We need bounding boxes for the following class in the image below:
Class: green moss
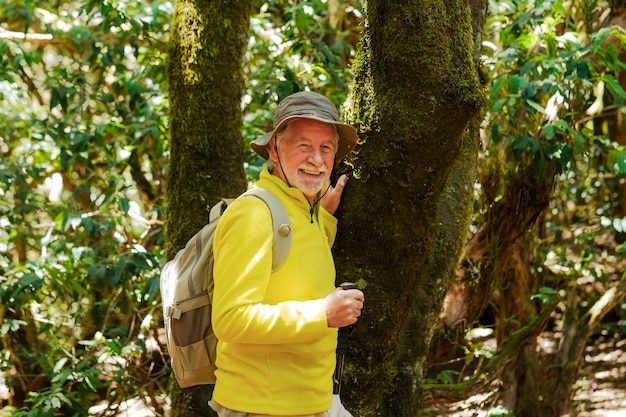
[165,4,254,414]
[337,1,485,415]
[166,0,253,256]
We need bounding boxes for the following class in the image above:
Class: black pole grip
[340,282,357,291]
[336,282,357,355]
[333,282,358,395]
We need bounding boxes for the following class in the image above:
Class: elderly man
[209,91,365,417]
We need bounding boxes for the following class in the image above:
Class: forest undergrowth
[434,331,626,417]
[1,329,624,416]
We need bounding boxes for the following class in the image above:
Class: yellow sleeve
[319,207,338,247]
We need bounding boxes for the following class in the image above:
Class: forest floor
[427,332,626,417]
[82,330,626,417]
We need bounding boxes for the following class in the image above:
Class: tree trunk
[165,1,253,416]
[387,1,488,414]
[437,149,559,413]
[496,237,536,412]
[335,1,484,415]
[386,116,482,417]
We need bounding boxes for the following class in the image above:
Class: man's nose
[308,149,324,165]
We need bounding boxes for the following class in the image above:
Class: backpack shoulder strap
[209,198,236,223]
[243,187,292,271]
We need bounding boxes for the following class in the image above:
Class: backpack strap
[209,198,235,223]
[243,187,292,271]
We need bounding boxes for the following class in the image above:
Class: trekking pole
[333,282,357,396]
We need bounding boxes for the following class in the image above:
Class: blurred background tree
[430,1,626,416]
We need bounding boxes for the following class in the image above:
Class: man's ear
[268,137,278,161]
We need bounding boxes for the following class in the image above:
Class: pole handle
[340,282,357,291]
[336,282,357,355]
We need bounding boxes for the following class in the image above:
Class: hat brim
[250,115,357,161]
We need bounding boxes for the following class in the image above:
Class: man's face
[269,118,338,202]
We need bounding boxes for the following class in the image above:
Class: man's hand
[325,285,365,328]
[321,174,348,215]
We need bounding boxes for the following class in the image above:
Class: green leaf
[526,99,546,114]
[118,197,130,214]
[560,143,573,168]
[509,75,527,93]
[56,392,72,406]
[0,319,28,335]
[53,357,68,374]
[593,27,612,53]
[577,61,589,78]
[490,76,507,97]
[516,32,539,50]
[491,122,500,144]
[143,276,160,301]
[51,369,72,384]
[54,211,70,233]
[492,98,507,113]
[604,74,626,99]
[554,119,569,132]
[617,154,626,174]
[520,60,535,75]
[85,371,102,391]
[513,12,532,30]
[105,339,123,355]
[608,150,626,173]
[530,287,559,304]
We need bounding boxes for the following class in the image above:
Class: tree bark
[335,0,484,415]
[496,237,536,412]
[386,116,481,417]
[386,1,488,414]
[165,1,253,416]
[166,0,252,255]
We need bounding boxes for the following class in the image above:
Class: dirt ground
[569,335,626,417]
[430,333,626,417]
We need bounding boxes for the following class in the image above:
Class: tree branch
[0,29,53,41]
[585,272,626,330]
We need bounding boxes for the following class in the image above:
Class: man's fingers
[321,175,348,215]
[334,174,348,193]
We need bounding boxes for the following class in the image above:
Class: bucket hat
[250,91,357,161]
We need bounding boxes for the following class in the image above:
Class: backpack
[160,187,292,388]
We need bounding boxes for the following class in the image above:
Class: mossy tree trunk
[439,143,559,415]
[335,1,484,415]
[385,0,489,415]
[165,1,253,416]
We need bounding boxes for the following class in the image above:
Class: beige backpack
[160,187,292,387]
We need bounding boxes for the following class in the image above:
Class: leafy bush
[1,0,359,414]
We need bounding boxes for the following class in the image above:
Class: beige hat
[250,91,357,160]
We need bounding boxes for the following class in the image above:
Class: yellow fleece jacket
[211,167,339,415]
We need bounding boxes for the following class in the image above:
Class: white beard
[294,176,325,199]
